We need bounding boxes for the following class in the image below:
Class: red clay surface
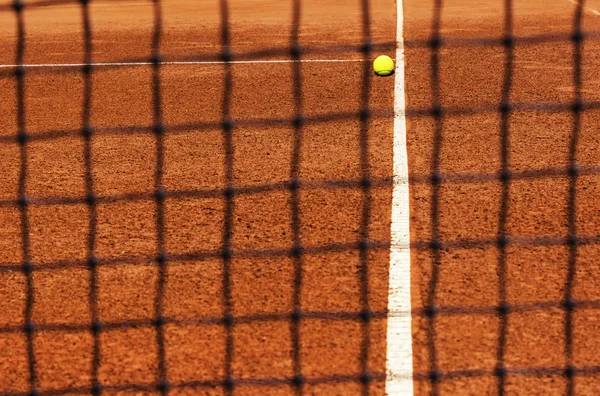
[404,0,600,395]
[0,0,396,395]
[1,0,600,395]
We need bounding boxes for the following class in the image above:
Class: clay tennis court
[0,0,599,395]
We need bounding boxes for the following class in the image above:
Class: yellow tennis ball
[373,55,394,76]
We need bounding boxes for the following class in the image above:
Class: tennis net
[1,0,600,395]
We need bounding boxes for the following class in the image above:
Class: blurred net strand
[149,0,169,393]
[7,363,600,396]
[79,0,102,394]
[4,160,600,211]
[218,0,236,393]
[12,0,38,392]
[424,0,443,392]
[3,97,600,146]
[5,221,600,263]
[1,374,392,396]
[563,0,586,391]
[358,0,375,392]
[6,364,600,396]
[289,0,304,390]
[494,0,514,389]
[5,230,600,274]
[5,297,600,336]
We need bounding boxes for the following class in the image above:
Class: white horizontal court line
[52,2,154,7]
[0,59,368,68]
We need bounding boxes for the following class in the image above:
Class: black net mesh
[1,0,600,395]
[419,1,598,394]
[2,0,385,394]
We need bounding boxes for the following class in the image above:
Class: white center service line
[385,0,413,394]
[0,59,367,68]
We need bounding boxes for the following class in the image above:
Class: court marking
[568,0,600,15]
[0,59,367,68]
[385,0,414,394]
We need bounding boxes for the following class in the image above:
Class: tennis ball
[373,55,394,76]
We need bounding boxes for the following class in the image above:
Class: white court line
[568,0,600,15]
[0,59,367,68]
[385,0,414,394]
